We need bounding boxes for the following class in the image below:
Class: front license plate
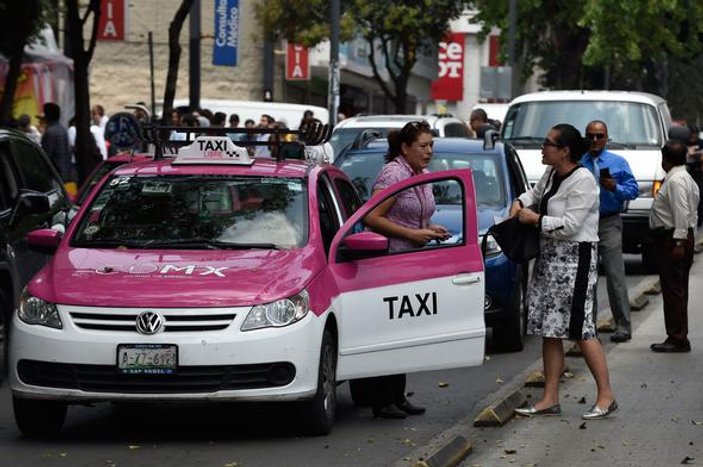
[117,344,177,374]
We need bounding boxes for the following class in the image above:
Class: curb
[393,274,661,467]
[473,389,525,427]
[412,436,472,467]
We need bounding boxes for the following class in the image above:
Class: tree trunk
[0,41,25,126]
[162,0,195,124]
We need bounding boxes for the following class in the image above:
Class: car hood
[28,247,320,307]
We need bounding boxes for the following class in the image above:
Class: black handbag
[483,215,540,263]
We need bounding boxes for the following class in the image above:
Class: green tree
[255,0,469,113]
[468,0,703,100]
[0,0,53,125]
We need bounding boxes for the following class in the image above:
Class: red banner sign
[98,0,126,41]
[286,43,310,81]
[431,32,464,101]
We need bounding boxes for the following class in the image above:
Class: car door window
[443,122,470,137]
[317,174,342,254]
[333,178,362,220]
[10,141,63,194]
[0,144,18,211]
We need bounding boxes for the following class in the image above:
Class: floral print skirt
[525,237,598,340]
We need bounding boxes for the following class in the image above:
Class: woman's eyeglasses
[542,138,562,148]
[585,132,606,140]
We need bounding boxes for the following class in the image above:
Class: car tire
[492,267,527,352]
[13,396,67,438]
[300,329,337,436]
[0,289,8,383]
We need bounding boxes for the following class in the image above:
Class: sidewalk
[461,259,703,467]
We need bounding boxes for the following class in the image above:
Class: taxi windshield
[72,175,308,249]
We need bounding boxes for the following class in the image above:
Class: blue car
[334,135,531,351]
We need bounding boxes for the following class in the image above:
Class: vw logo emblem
[136,311,164,335]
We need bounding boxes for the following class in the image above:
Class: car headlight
[241,290,309,331]
[17,289,63,329]
[480,234,502,257]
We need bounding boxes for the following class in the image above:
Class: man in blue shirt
[581,120,639,343]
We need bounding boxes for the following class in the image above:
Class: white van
[166,99,329,129]
[501,90,674,268]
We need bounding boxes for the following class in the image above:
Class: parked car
[10,132,486,437]
[0,128,71,380]
[330,114,470,158]
[334,135,531,351]
[501,90,674,268]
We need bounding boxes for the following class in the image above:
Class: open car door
[330,169,485,380]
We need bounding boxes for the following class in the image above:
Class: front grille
[18,360,296,393]
[69,311,236,333]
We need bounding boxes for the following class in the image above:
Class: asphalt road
[0,256,652,467]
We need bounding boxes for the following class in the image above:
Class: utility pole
[189,0,201,110]
[328,0,340,127]
[507,0,517,98]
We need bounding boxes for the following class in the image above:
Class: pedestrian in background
[512,124,617,420]
[580,120,639,343]
[468,108,498,138]
[39,102,73,182]
[360,120,450,419]
[17,114,41,144]
[686,125,703,226]
[649,139,699,353]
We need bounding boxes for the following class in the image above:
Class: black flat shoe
[372,404,407,419]
[610,331,631,343]
[396,400,426,415]
[651,341,690,353]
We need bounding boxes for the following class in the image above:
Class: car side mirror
[27,228,63,254]
[9,191,51,227]
[338,231,389,261]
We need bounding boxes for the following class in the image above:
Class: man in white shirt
[649,139,699,353]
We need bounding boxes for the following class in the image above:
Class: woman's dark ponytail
[386,130,402,163]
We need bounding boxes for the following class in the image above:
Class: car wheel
[0,289,9,383]
[300,329,337,435]
[13,396,67,438]
[492,268,527,352]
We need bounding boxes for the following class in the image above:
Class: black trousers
[652,228,694,346]
[355,374,406,408]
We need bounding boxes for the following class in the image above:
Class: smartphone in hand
[599,167,612,179]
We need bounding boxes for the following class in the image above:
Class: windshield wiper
[72,239,146,249]
[606,141,636,149]
[142,239,280,250]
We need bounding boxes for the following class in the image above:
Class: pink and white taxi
[10,135,485,436]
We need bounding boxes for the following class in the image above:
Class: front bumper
[10,304,325,402]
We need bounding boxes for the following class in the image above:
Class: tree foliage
[255,0,469,113]
[467,0,703,117]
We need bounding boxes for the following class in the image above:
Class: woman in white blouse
[510,124,618,420]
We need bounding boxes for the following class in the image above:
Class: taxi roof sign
[172,136,253,165]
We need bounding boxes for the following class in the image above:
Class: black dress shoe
[610,331,631,343]
[396,400,426,415]
[651,341,691,353]
[372,404,407,419]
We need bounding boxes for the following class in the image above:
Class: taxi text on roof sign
[173,136,253,165]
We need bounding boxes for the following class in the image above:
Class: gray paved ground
[461,258,703,467]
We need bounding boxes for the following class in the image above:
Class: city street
[0,259,650,467]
